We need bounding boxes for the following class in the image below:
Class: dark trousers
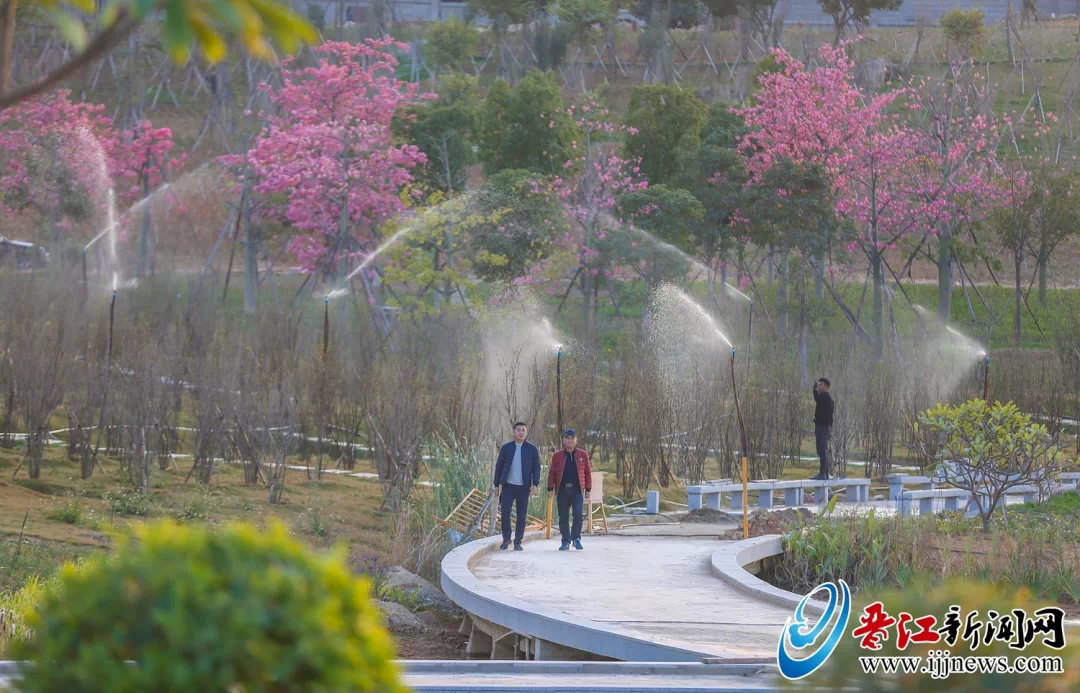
[557,485,584,543]
[500,483,530,545]
[815,424,831,477]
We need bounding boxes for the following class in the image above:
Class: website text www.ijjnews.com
[858,652,1065,679]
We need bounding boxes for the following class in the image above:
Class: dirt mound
[683,507,736,524]
[719,507,814,539]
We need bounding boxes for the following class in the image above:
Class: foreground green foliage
[15,520,402,693]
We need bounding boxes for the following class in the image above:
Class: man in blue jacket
[493,421,541,551]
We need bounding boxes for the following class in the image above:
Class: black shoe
[513,544,524,551]
[809,473,826,481]
[500,541,510,550]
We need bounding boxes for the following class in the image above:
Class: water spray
[730,347,749,539]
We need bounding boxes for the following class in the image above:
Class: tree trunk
[28,429,43,479]
[937,229,952,323]
[581,269,595,344]
[1014,254,1023,347]
[777,251,789,335]
[242,207,257,315]
[1038,252,1048,305]
[138,176,151,279]
[871,249,884,362]
[798,294,808,386]
[0,0,16,94]
[814,242,825,300]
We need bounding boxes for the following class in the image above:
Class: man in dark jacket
[547,429,592,551]
[493,422,541,551]
[812,378,834,480]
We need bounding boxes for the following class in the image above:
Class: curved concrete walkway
[445,532,795,662]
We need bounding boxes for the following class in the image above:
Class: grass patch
[44,501,82,525]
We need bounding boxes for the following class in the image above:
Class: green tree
[0,0,316,108]
[816,0,902,44]
[424,17,480,73]
[1032,167,1080,305]
[478,72,576,176]
[625,84,707,186]
[670,101,746,305]
[615,184,705,292]
[911,400,1064,532]
[393,74,481,194]
[468,169,564,282]
[15,520,402,692]
[940,7,984,59]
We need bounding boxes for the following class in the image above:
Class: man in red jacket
[547,429,592,551]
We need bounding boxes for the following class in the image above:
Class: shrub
[106,491,151,517]
[14,520,403,693]
[175,498,209,522]
[45,500,82,525]
[940,8,985,58]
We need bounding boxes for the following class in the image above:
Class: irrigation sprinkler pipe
[550,346,563,540]
[322,297,330,357]
[983,355,990,402]
[556,348,563,439]
[91,291,118,466]
[730,348,749,540]
[746,300,754,383]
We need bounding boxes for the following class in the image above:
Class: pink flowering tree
[109,121,186,277]
[908,69,1008,322]
[242,38,429,322]
[0,90,117,244]
[736,43,1004,359]
[548,96,649,342]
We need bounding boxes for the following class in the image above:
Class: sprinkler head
[325,297,329,305]
[731,347,737,357]
[111,290,117,300]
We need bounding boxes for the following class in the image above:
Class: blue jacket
[493,440,542,487]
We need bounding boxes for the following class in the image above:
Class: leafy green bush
[811,579,1080,691]
[174,497,209,522]
[940,7,985,57]
[14,520,403,693]
[45,500,83,525]
[106,491,151,516]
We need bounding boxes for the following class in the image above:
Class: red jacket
[548,448,592,493]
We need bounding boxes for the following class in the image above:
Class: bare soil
[391,609,469,660]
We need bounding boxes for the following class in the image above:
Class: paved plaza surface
[470,535,794,660]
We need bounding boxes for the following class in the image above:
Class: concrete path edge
[440,531,756,662]
[709,535,825,615]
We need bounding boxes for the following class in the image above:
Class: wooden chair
[587,472,609,535]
